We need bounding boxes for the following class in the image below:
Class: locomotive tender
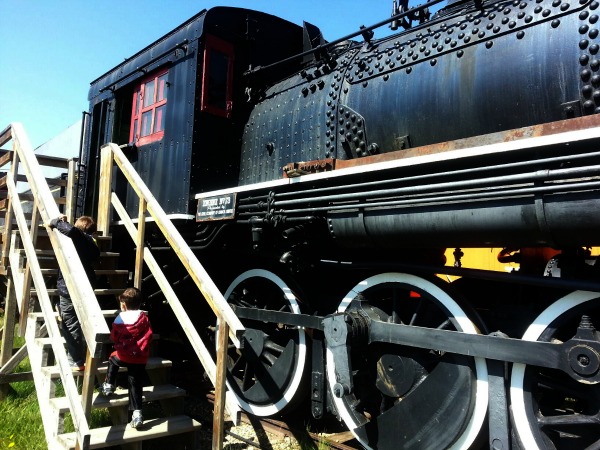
[83,1,600,449]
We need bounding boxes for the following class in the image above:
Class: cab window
[201,35,234,118]
[130,69,168,145]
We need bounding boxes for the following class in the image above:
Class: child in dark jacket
[47,215,100,370]
[101,287,153,429]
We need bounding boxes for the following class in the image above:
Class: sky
[0,1,417,149]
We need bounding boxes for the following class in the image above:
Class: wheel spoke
[242,363,254,391]
[264,339,285,354]
[538,413,600,427]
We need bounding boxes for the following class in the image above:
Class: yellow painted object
[444,247,599,281]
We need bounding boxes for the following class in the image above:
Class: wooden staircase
[23,232,201,449]
[0,124,242,449]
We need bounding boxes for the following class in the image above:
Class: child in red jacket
[101,287,152,429]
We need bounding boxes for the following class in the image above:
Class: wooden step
[30,288,125,298]
[30,309,119,322]
[18,249,120,269]
[39,268,129,286]
[40,268,128,277]
[42,357,172,378]
[49,384,187,414]
[29,232,112,252]
[54,415,201,449]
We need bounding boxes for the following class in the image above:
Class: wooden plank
[44,356,173,378]
[0,277,17,399]
[0,150,13,168]
[0,371,33,383]
[65,159,77,222]
[11,123,110,352]
[34,153,72,169]
[0,344,27,375]
[56,415,202,449]
[212,321,229,450]
[0,151,18,269]
[50,384,187,413]
[19,201,40,335]
[0,174,67,189]
[0,125,12,148]
[133,198,146,289]
[81,352,99,420]
[96,145,113,236]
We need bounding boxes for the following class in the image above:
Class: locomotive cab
[82,7,306,220]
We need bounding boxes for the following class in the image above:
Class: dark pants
[105,355,146,412]
[59,295,85,366]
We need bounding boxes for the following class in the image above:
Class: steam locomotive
[82,0,600,448]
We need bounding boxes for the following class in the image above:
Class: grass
[0,313,46,449]
[0,313,112,449]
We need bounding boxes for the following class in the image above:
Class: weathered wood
[213,321,229,450]
[0,371,33,383]
[55,415,201,449]
[50,384,187,413]
[65,158,77,222]
[0,150,18,269]
[0,343,27,375]
[133,198,146,289]
[0,125,12,148]
[81,351,99,420]
[96,145,113,236]
[11,123,110,353]
[0,173,68,188]
[0,149,13,168]
[33,153,72,169]
[0,277,17,399]
[18,201,40,335]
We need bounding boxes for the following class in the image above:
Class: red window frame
[201,35,234,118]
[130,69,168,146]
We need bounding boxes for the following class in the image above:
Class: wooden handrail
[10,123,110,351]
[1,122,105,449]
[98,143,244,339]
[97,142,244,434]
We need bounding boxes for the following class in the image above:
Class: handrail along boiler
[82,1,600,449]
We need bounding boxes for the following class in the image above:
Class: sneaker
[100,382,115,396]
[130,410,143,429]
[70,361,85,372]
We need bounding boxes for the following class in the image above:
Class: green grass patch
[0,313,45,449]
[0,313,113,448]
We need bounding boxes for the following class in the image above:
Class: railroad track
[206,393,359,450]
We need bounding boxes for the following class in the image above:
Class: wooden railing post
[134,198,146,289]
[1,151,19,269]
[212,320,229,450]
[65,158,78,222]
[97,145,113,236]
[0,278,17,400]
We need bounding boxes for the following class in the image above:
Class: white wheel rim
[221,269,307,416]
[327,272,488,450]
[510,290,600,450]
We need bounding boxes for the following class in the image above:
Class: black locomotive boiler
[82,1,600,449]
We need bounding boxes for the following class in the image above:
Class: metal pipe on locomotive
[82,0,600,448]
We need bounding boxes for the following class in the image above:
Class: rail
[96,143,244,443]
[0,123,111,449]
